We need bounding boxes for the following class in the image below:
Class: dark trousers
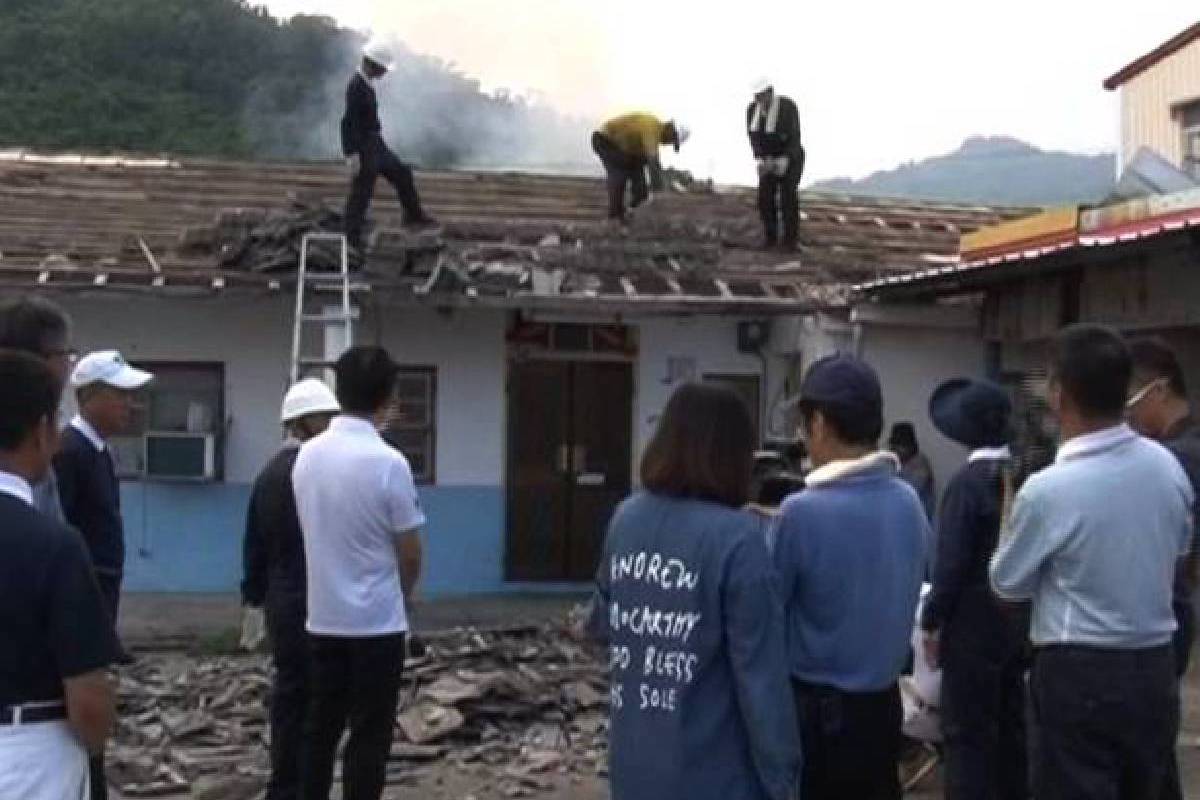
[267,600,309,800]
[592,132,648,220]
[1031,645,1178,800]
[793,680,901,800]
[344,136,427,246]
[89,571,122,800]
[757,147,805,246]
[301,633,406,800]
[1162,601,1194,800]
[941,635,1028,799]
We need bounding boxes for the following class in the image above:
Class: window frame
[107,361,226,482]
[1180,100,1200,178]
[384,365,438,485]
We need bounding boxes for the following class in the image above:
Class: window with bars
[381,367,437,484]
[1182,101,1200,179]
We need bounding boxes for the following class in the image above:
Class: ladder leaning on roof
[289,232,357,386]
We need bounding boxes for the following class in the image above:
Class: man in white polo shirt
[292,346,425,800]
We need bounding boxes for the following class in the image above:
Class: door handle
[577,473,606,487]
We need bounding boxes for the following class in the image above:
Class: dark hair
[1129,337,1187,398]
[334,346,399,415]
[799,399,882,447]
[1050,324,1132,419]
[640,383,754,508]
[0,296,70,356]
[0,349,62,450]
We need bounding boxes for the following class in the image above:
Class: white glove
[756,158,771,177]
[346,153,362,176]
[773,156,791,176]
[240,606,267,651]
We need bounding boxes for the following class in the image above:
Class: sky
[261,0,1195,184]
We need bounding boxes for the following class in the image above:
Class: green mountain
[0,0,589,169]
[812,136,1115,206]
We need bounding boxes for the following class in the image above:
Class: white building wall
[635,317,797,460]
[374,307,507,487]
[57,292,294,484]
[857,309,987,504]
[1119,37,1200,170]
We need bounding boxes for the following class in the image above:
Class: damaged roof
[0,150,1031,315]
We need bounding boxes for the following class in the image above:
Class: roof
[856,203,1200,299]
[0,150,1026,315]
[1104,21,1200,90]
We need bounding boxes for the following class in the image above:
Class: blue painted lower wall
[119,482,588,596]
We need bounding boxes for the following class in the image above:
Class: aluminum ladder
[289,233,357,385]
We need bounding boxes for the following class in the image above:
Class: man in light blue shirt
[991,324,1192,800]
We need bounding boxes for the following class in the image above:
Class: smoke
[241,21,596,173]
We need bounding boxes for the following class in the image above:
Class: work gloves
[756,157,790,178]
[346,153,362,176]
[240,606,267,651]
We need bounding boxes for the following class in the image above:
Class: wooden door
[506,360,633,581]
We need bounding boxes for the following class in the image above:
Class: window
[1182,101,1200,179]
[381,367,437,484]
[108,363,225,481]
[703,374,762,444]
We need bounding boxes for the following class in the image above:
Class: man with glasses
[1126,338,1200,800]
[0,296,77,522]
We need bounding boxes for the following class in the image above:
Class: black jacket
[340,72,382,157]
[746,95,802,159]
[54,426,124,575]
[242,445,306,609]
[921,457,1025,656]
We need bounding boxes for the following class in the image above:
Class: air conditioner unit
[144,432,217,481]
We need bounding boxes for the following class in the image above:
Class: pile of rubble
[111,623,608,799]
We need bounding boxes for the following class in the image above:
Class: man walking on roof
[341,40,437,251]
[747,78,805,251]
[591,112,689,222]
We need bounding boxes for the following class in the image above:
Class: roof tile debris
[112,622,608,799]
[0,153,1030,312]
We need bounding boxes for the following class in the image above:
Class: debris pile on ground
[111,622,608,799]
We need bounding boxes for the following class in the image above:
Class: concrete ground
[115,594,1200,798]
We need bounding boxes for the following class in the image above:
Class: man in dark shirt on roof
[0,350,120,799]
[1126,337,1200,800]
[241,379,339,800]
[341,40,436,251]
[746,78,805,251]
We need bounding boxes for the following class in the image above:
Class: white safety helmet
[362,39,394,71]
[750,76,774,95]
[672,121,691,148]
[281,378,340,425]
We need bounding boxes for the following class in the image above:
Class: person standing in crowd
[293,347,425,800]
[591,112,689,222]
[889,421,936,521]
[920,378,1027,800]
[774,354,929,800]
[55,350,152,800]
[589,383,799,800]
[0,351,120,799]
[341,40,437,250]
[1125,337,1200,800]
[992,324,1192,800]
[241,379,340,800]
[0,296,76,521]
[746,78,805,251]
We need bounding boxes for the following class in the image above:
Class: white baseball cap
[281,378,340,424]
[70,350,153,390]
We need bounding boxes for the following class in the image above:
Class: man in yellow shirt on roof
[592,113,690,222]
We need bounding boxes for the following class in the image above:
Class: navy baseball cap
[799,354,883,420]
